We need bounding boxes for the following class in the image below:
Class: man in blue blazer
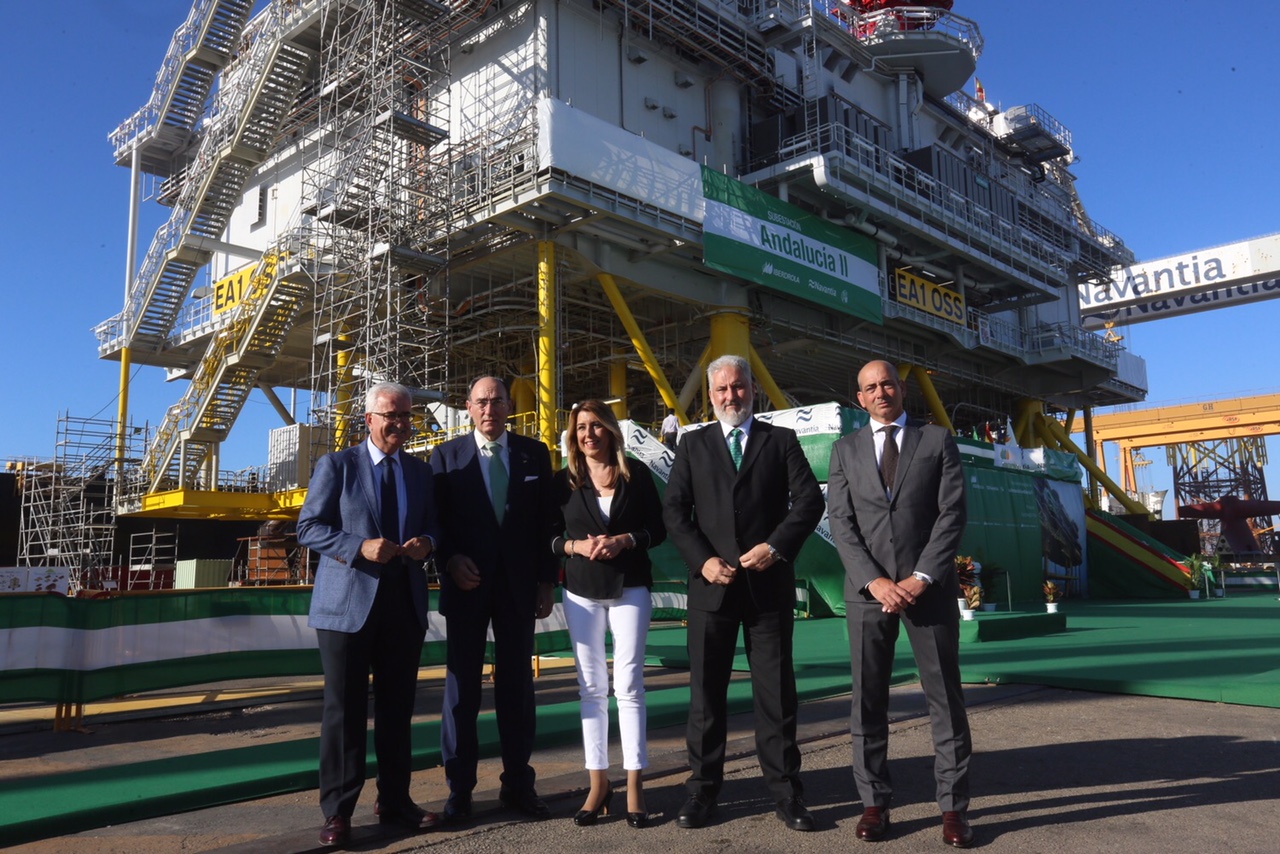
[430,376,558,822]
[826,360,973,848]
[299,382,442,847]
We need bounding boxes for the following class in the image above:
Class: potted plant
[1185,554,1210,599]
[955,555,982,619]
[1043,581,1062,613]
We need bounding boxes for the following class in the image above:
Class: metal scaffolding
[16,415,141,591]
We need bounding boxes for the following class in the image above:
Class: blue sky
[2,1,1277,516]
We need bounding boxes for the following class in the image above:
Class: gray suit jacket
[826,419,967,620]
[299,442,438,633]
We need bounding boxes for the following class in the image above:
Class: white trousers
[563,586,652,771]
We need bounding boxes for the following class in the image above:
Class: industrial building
[16,0,1145,590]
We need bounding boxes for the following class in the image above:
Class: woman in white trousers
[552,400,667,827]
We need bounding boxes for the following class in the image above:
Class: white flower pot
[981,603,997,612]
[960,609,976,621]
[957,598,967,616]
[1045,602,1059,613]
[1188,590,1201,600]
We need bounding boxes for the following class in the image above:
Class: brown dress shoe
[319,815,350,847]
[942,811,974,848]
[855,806,890,841]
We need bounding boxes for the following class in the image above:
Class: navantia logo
[762,262,774,275]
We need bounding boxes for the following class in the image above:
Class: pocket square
[523,475,539,482]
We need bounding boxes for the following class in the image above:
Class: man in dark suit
[298,381,442,847]
[663,354,824,832]
[826,360,974,848]
[430,376,557,822]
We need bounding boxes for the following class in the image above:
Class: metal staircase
[138,247,310,495]
[109,0,255,174]
[97,1,318,361]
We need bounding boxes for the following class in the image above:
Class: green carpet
[3,594,1278,845]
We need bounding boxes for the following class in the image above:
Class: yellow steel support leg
[902,363,955,434]
[511,376,535,421]
[747,346,789,411]
[116,346,131,483]
[334,343,354,453]
[1014,399,1042,448]
[1034,412,1148,515]
[610,356,628,421]
[678,342,712,420]
[708,311,751,362]
[537,242,558,452]
[597,273,689,425]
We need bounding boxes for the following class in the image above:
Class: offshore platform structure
[24,0,1151,584]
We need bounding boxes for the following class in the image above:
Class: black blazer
[552,460,667,600]
[429,431,558,618]
[663,418,824,613]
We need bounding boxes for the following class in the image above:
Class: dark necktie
[380,456,400,544]
[486,442,508,525]
[880,425,899,495]
[729,428,744,470]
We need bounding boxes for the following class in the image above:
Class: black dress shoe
[378,800,442,832]
[572,784,613,826]
[676,792,716,829]
[499,787,551,820]
[856,806,890,841]
[942,811,974,848]
[626,810,650,828]
[319,815,350,847]
[775,795,815,831]
[444,790,473,823]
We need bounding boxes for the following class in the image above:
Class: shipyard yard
[2,0,1280,850]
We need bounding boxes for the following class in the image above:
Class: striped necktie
[729,428,744,470]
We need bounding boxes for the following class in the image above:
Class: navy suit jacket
[429,431,558,618]
[663,418,824,613]
[299,442,439,633]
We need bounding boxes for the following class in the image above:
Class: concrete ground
[4,664,1280,853]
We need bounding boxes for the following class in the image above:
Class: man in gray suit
[299,382,441,847]
[826,360,973,848]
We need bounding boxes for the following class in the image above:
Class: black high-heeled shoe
[572,785,613,826]
[626,809,650,828]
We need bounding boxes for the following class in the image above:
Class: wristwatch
[766,544,783,562]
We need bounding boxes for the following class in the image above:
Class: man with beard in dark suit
[663,354,824,832]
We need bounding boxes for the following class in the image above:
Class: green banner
[701,167,882,322]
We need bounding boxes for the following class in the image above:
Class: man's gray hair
[365,381,412,413]
[706,354,751,384]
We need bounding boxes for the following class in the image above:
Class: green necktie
[729,428,744,470]
[486,442,508,525]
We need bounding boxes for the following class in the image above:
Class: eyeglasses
[469,398,509,409]
[371,410,413,421]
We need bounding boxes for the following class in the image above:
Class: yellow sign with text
[213,265,256,315]
[892,268,966,325]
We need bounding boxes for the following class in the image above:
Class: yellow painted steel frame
[1034,411,1148,515]
[116,346,131,482]
[609,356,628,420]
[596,273,689,425]
[898,363,955,434]
[334,336,356,452]
[747,346,789,412]
[537,242,557,451]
